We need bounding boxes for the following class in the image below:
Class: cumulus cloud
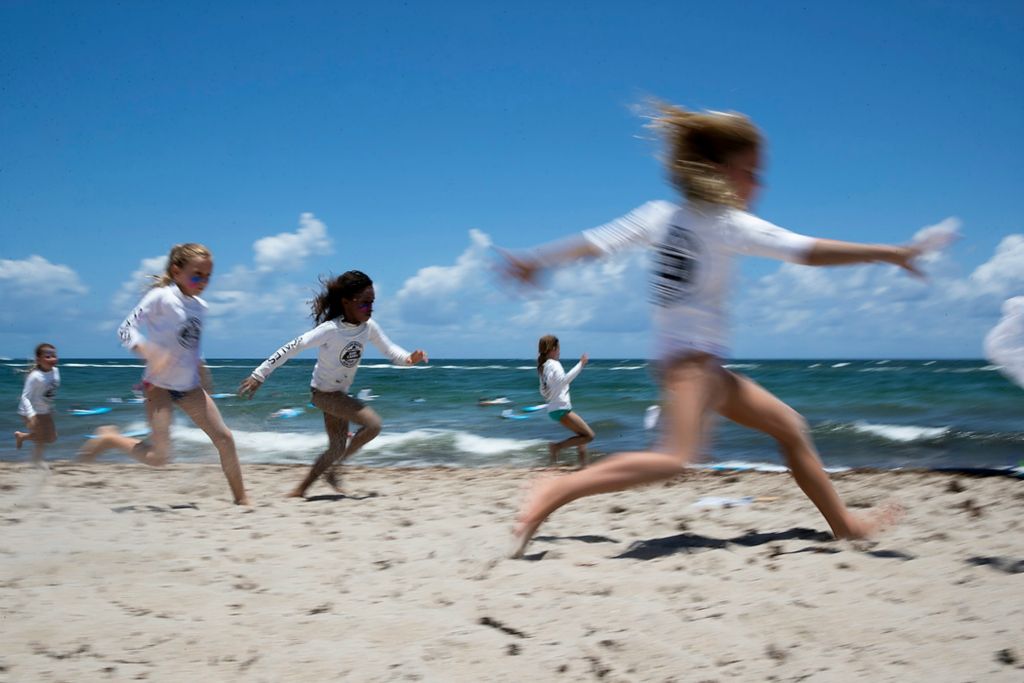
[395,229,498,325]
[252,212,332,272]
[0,255,88,298]
[112,254,167,310]
[969,234,1024,297]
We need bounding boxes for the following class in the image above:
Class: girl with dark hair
[537,335,593,468]
[500,101,948,558]
[239,270,428,497]
[15,343,61,468]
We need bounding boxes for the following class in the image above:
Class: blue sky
[1,1,1021,359]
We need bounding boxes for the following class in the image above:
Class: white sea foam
[610,365,646,371]
[62,363,146,368]
[170,425,544,460]
[859,366,907,372]
[723,363,760,370]
[852,421,949,443]
[453,432,545,455]
[831,362,851,368]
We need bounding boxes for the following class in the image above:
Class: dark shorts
[310,388,367,420]
[548,409,571,422]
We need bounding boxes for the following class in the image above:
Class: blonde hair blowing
[152,243,212,288]
[650,102,762,209]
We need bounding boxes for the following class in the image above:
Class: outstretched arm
[499,237,603,285]
[804,239,922,276]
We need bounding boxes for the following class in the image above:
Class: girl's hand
[580,353,589,366]
[199,365,214,393]
[238,376,263,398]
[136,343,174,376]
[409,350,429,365]
[890,246,925,279]
[498,249,541,285]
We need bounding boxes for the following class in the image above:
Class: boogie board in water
[210,393,235,399]
[70,407,112,416]
[521,404,546,413]
[501,409,530,420]
[86,428,150,439]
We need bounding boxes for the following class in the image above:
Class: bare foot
[836,501,905,540]
[509,474,559,559]
[234,495,252,506]
[15,431,27,450]
[323,466,343,493]
[77,425,121,462]
[286,487,307,499]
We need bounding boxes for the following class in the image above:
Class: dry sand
[1,462,1022,682]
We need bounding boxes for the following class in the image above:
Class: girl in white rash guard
[985,297,1024,388]
[537,335,594,468]
[238,270,428,498]
[78,243,249,506]
[14,343,61,468]
[501,101,934,558]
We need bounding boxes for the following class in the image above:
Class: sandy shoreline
[1,462,1021,681]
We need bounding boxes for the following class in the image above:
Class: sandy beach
[1,462,1021,682]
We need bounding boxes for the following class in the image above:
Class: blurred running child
[14,343,61,469]
[500,101,946,557]
[537,335,594,468]
[238,270,428,497]
[78,243,249,505]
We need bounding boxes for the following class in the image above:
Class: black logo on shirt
[651,224,702,306]
[178,317,202,350]
[340,341,363,368]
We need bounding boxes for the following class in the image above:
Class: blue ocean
[2,358,1021,470]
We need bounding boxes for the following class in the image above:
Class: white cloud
[0,255,88,298]
[968,234,1024,297]
[252,212,332,272]
[395,229,498,325]
[112,254,167,310]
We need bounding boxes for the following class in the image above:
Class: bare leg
[717,371,900,539]
[176,388,249,505]
[293,391,380,498]
[511,355,725,558]
[296,412,348,496]
[15,431,28,449]
[78,386,172,466]
[550,412,593,468]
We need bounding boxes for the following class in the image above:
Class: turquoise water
[2,358,1021,470]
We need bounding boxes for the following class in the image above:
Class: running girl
[238,270,428,497]
[78,243,249,505]
[537,335,594,468]
[502,101,930,558]
[15,343,60,468]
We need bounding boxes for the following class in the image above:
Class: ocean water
[1,358,1020,471]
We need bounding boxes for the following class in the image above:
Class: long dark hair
[537,335,558,373]
[311,270,373,324]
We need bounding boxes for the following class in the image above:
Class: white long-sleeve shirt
[250,318,412,392]
[118,285,206,391]
[539,358,584,412]
[985,296,1024,388]
[583,200,815,360]
[18,367,60,418]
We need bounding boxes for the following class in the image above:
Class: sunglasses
[189,275,211,284]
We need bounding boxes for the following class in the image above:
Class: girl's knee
[773,410,811,448]
[210,430,235,453]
